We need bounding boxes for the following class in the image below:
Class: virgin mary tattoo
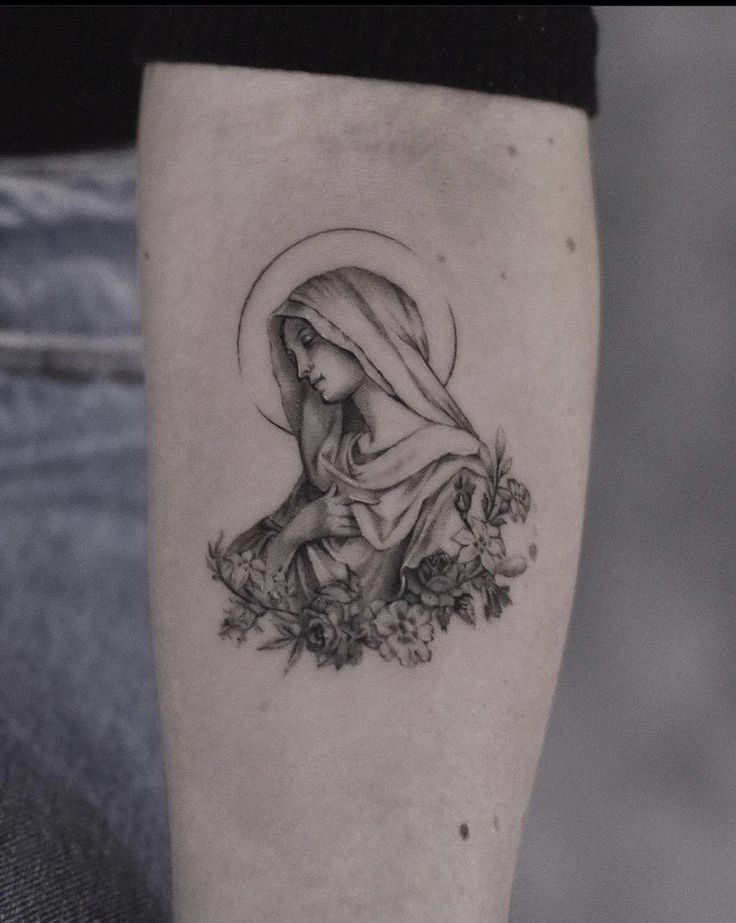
[207,229,532,672]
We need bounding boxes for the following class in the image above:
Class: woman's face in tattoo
[282,317,365,403]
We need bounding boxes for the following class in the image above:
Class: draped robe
[227,267,494,604]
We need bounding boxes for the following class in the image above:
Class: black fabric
[0,8,142,154]
[0,6,597,155]
[140,6,598,112]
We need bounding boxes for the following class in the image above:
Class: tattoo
[207,229,533,673]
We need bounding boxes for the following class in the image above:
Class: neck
[351,379,427,450]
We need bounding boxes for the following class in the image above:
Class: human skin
[281,316,429,454]
[138,63,599,923]
[282,317,364,403]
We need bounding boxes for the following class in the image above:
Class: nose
[296,354,312,382]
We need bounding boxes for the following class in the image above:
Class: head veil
[267,267,491,506]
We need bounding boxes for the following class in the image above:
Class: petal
[372,609,393,629]
[415,642,431,662]
[416,623,434,642]
[457,544,478,565]
[452,528,475,547]
[390,639,413,667]
[469,516,490,539]
[480,551,499,574]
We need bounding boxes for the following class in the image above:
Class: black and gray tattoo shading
[207,231,532,672]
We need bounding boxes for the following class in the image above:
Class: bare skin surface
[138,63,599,923]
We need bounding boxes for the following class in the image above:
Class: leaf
[267,609,301,630]
[436,608,451,632]
[206,532,225,564]
[257,636,295,651]
[283,637,305,674]
[481,492,493,521]
[483,581,513,619]
[495,427,506,462]
[345,567,363,595]
[489,516,507,527]
[496,584,512,608]
[334,636,351,670]
[499,456,512,477]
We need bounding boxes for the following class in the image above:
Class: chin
[316,384,344,403]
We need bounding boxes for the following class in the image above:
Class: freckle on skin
[500,270,507,280]
[492,816,500,832]
[548,137,555,145]
[459,823,470,841]
[143,251,150,260]
[437,254,446,264]
[566,237,576,253]
[506,144,518,157]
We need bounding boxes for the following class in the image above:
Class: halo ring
[237,228,457,433]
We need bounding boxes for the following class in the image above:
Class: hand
[287,483,362,544]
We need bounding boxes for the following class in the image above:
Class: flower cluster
[208,427,532,673]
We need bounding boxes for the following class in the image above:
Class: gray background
[1,7,733,921]
[514,7,736,922]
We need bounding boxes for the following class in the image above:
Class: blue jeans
[0,151,168,921]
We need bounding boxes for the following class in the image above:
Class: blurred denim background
[1,8,733,921]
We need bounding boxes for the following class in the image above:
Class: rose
[303,610,341,655]
[418,550,460,594]
[301,580,366,668]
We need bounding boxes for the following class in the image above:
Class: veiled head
[280,316,366,403]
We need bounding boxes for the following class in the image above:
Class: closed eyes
[284,329,319,364]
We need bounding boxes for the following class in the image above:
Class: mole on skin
[459,822,470,840]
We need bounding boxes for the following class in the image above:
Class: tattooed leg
[139,64,599,923]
